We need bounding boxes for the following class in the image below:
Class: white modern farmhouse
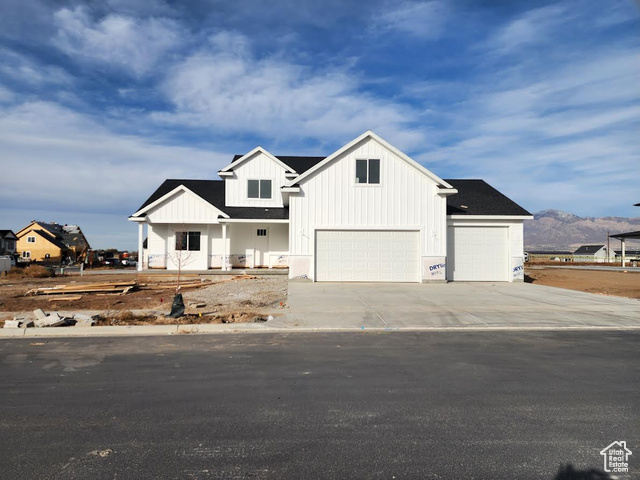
[130,131,532,282]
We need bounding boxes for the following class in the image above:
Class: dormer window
[248,179,272,199]
[356,159,380,184]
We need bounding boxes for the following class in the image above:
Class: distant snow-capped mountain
[524,209,640,251]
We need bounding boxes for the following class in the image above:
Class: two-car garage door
[447,226,509,281]
[316,230,420,282]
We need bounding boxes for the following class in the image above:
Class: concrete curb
[2,323,640,338]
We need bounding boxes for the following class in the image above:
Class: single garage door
[447,226,509,281]
[316,230,420,282]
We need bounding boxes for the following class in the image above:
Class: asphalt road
[1,332,638,480]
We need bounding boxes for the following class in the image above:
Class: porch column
[621,239,626,267]
[222,223,231,271]
[137,222,144,271]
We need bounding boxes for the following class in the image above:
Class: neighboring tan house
[573,244,613,262]
[0,230,17,255]
[130,131,532,282]
[16,221,90,263]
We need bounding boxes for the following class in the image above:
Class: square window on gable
[355,159,380,184]
[248,179,272,199]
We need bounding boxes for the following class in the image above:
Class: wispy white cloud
[0,48,73,86]
[0,100,228,214]
[373,1,450,39]
[484,4,569,53]
[52,6,185,76]
[153,31,426,150]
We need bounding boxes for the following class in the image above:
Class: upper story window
[175,231,201,251]
[27,236,36,243]
[355,159,380,184]
[248,179,272,199]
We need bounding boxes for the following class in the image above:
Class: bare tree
[170,229,197,294]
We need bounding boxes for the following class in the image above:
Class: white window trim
[247,178,274,200]
[354,158,382,186]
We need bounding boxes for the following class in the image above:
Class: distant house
[0,230,17,255]
[527,250,574,262]
[573,245,613,263]
[614,249,640,261]
[15,221,90,263]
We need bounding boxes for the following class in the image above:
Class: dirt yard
[526,266,640,299]
[0,272,288,325]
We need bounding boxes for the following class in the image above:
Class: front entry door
[254,228,269,267]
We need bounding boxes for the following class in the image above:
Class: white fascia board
[218,171,233,177]
[128,216,146,222]
[131,185,230,219]
[219,146,296,174]
[287,130,454,189]
[447,215,534,220]
[218,219,289,224]
[436,188,458,196]
[284,172,298,178]
[281,186,300,193]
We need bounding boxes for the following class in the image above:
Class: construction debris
[3,320,21,328]
[28,281,138,296]
[48,295,83,302]
[34,310,69,327]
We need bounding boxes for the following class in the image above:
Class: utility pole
[607,231,610,263]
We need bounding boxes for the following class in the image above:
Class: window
[257,229,267,237]
[27,236,36,243]
[355,159,380,184]
[248,179,272,199]
[22,251,30,258]
[175,231,201,251]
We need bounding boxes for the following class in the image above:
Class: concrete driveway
[272,282,640,329]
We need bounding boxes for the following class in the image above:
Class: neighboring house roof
[17,221,90,252]
[0,230,17,239]
[614,249,640,255]
[574,245,606,254]
[33,229,68,251]
[134,180,289,220]
[445,180,532,216]
[231,155,326,175]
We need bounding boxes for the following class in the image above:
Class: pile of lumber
[27,281,138,296]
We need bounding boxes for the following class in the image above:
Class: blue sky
[0,0,638,250]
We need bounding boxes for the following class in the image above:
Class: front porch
[135,220,289,271]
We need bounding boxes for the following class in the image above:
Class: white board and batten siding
[225,152,287,208]
[289,136,447,282]
[144,189,224,224]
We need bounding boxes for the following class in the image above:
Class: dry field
[525,266,640,299]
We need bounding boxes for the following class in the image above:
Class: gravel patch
[182,275,288,313]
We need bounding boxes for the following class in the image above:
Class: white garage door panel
[316,230,419,282]
[447,226,509,281]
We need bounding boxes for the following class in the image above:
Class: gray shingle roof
[135,177,530,220]
[444,179,531,216]
[574,245,605,254]
[135,180,289,220]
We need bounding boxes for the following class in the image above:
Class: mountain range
[524,209,640,251]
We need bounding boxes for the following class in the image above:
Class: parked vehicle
[102,258,122,267]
